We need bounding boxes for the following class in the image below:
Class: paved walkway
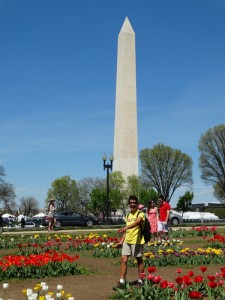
[1,226,194,235]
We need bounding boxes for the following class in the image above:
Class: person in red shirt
[158,195,171,244]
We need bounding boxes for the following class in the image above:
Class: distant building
[192,202,225,212]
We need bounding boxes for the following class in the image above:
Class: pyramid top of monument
[119,17,134,34]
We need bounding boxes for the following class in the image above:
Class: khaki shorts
[122,242,143,257]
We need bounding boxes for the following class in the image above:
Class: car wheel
[86,219,94,227]
[55,220,62,228]
[171,217,179,226]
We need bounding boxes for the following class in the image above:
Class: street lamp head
[109,154,114,162]
[102,153,107,162]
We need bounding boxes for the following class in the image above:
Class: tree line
[1,124,225,218]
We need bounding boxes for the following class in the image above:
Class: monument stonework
[113,17,138,180]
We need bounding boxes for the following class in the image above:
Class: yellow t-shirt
[125,210,145,245]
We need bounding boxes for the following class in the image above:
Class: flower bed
[1,282,75,300]
[170,226,218,238]
[207,233,225,248]
[112,266,225,299]
[133,247,225,267]
[17,233,121,255]
[0,252,83,280]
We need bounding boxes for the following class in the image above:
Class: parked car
[30,216,48,227]
[101,217,125,225]
[45,211,99,228]
[169,210,183,226]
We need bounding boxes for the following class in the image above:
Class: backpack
[126,211,151,243]
[137,211,151,243]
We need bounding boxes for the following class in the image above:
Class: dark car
[48,211,99,228]
[30,216,48,227]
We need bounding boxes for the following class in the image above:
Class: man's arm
[116,231,126,247]
[165,203,171,223]
[165,209,170,223]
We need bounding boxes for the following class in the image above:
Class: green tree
[126,175,158,207]
[175,191,194,215]
[139,188,159,208]
[126,175,141,196]
[47,175,78,211]
[109,171,126,214]
[199,124,225,203]
[109,171,126,191]
[88,188,106,219]
[213,183,225,203]
[140,143,193,202]
[109,189,124,214]
[77,177,105,212]
[87,172,126,219]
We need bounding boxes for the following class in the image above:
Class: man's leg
[165,223,169,242]
[120,255,128,280]
[113,255,128,290]
[165,229,169,242]
[129,245,145,286]
[158,230,163,242]
[129,256,144,286]
[136,256,144,275]
[158,222,163,242]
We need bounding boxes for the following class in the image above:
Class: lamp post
[102,153,114,223]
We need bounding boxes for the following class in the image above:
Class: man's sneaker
[129,280,143,287]
[129,280,139,286]
[113,282,125,290]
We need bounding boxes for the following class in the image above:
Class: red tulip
[189,291,203,299]
[194,276,204,283]
[176,268,182,273]
[200,266,207,273]
[207,275,216,281]
[208,281,217,288]
[188,270,194,277]
[147,266,157,273]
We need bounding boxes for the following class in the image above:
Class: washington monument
[113,17,138,180]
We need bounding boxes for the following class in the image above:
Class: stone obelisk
[113,17,138,180]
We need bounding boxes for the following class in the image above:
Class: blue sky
[0,0,225,209]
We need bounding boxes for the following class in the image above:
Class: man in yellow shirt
[113,195,145,290]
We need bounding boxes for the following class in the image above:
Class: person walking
[21,215,26,228]
[48,199,56,232]
[113,195,145,290]
[158,195,171,244]
[147,200,158,245]
[0,214,3,233]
